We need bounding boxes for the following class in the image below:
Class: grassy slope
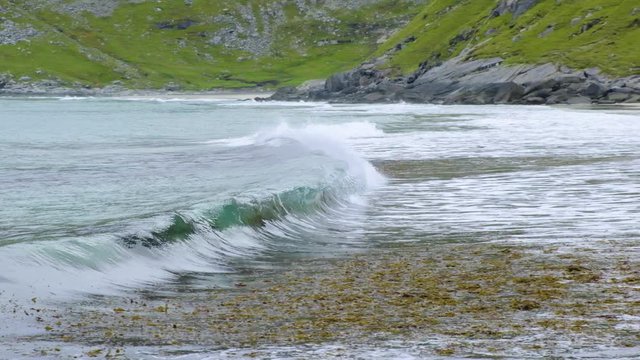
[377,0,640,77]
[0,0,422,89]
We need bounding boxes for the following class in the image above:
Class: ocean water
[1,97,639,357]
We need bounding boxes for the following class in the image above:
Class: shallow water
[0,98,639,357]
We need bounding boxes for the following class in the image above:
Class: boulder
[580,82,607,98]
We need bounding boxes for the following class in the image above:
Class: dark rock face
[269,56,640,105]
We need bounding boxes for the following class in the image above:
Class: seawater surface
[0,97,639,357]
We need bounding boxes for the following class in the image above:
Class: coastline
[14,239,640,358]
[270,57,640,106]
[0,86,273,101]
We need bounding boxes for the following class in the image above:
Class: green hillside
[0,0,638,91]
[377,0,640,77]
[0,0,423,90]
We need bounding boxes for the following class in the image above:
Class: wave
[0,121,385,298]
[120,186,337,248]
[207,122,386,188]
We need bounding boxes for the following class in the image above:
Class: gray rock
[581,82,607,98]
[539,25,554,38]
[605,88,633,102]
[491,0,539,17]
[268,43,635,105]
[363,92,389,102]
[484,82,525,103]
[524,96,546,105]
[625,94,640,103]
[0,73,14,88]
[567,96,592,105]
[0,19,40,45]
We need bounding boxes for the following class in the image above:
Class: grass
[0,0,637,89]
[377,0,640,77]
[0,0,422,89]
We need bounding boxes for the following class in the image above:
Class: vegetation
[0,0,422,89]
[25,241,640,357]
[377,0,640,77]
[0,0,637,90]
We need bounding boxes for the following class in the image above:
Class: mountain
[0,0,638,103]
[272,0,640,104]
[0,0,425,91]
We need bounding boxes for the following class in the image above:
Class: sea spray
[0,117,385,298]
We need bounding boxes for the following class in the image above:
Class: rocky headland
[270,56,640,105]
[270,0,640,105]
[1,0,638,104]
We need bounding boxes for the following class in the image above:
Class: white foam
[210,122,386,189]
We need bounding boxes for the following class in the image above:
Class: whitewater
[1,97,639,358]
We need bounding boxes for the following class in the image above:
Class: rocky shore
[270,56,640,105]
[0,75,272,99]
[12,240,640,358]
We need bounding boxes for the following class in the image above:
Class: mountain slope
[0,0,424,90]
[376,0,639,77]
[270,0,639,104]
[0,0,637,94]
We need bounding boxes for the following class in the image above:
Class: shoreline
[1,90,638,107]
[13,239,640,358]
[0,88,274,101]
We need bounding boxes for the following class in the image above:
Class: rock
[578,18,603,34]
[580,82,607,98]
[539,25,554,38]
[492,0,539,17]
[485,82,525,103]
[625,94,640,103]
[325,72,350,92]
[605,89,632,102]
[0,73,13,89]
[363,92,389,102]
[567,96,592,105]
[269,86,302,101]
[546,93,568,105]
[523,79,559,95]
[0,20,40,45]
[156,20,197,30]
[524,96,546,105]
[297,79,325,92]
[164,82,182,91]
[528,88,552,99]
[267,49,634,105]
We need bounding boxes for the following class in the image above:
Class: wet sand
[16,240,640,358]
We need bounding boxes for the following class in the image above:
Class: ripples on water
[0,98,639,357]
[0,99,639,295]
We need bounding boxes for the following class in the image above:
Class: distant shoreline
[0,88,274,101]
[2,87,639,107]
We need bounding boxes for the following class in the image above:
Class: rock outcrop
[270,56,640,105]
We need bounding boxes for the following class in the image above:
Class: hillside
[377,0,639,77]
[0,0,638,98]
[272,0,640,104]
[0,0,425,91]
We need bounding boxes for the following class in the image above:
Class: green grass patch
[377,0,640,77]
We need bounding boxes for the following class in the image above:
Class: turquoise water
[1,98,640,357]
